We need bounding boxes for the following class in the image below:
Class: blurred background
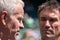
[16,0,60,40]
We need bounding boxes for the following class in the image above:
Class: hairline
[0,0,24,16]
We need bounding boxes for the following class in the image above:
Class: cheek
[8,20,17,30]
[39,21,45,31]
[52,22,60,32]
[40,21,45,28]
[6,17,18,32]
[11,18,19,26]
[9,24,17,32]
[52,23,60,36]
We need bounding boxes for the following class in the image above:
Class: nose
[19,21,24,29]
[45,20,51,29]
[17,22,24,31]
[20,22,24,29]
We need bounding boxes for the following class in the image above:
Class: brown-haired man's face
[39,9,60,40]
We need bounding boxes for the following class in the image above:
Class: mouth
[43,30,55,37]
[46,30,54,34]
[16,32,19,35]
[15,31,20,36]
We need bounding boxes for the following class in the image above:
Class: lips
[16,32,19,35]
[47,30,53,34]
[45,30,54,34]
[15,31,20,36]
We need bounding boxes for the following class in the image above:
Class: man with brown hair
[38,0,60,40]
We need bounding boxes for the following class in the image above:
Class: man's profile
[0,0,24,40]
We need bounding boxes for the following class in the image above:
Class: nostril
[19,23,24,29]
[45,26,50,29]
[19,27,24,29]
[17,30,20,32]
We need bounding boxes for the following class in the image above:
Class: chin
[43,34,55,40]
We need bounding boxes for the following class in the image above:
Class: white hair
[0,0,24,15]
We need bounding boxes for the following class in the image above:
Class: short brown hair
[38,0,60,14]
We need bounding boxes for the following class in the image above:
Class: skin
[39,9,60,40]
[0,3,24,40]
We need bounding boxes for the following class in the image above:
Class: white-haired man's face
[0,3,24,40]
[6,4,24,37]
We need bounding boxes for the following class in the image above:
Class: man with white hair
[0,0,24,40]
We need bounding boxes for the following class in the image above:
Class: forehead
[40,9,60,18]
[14,3,24,16]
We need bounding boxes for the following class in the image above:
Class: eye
[18,17,24,23]
[18,18,22,22]
[49,18,58,22]
[40,17,46,21]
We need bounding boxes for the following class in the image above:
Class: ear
[1,11,7,25]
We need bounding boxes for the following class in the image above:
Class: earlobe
[1,11,7,25]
